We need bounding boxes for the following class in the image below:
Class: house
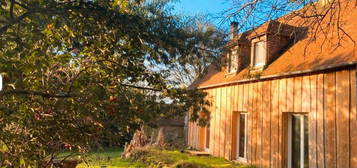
[186,1,357,168]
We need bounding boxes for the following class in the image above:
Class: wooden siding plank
[211,89,216,156]
[232,85,239,111]
[231,85,238,160]
[250,83,255,164]
[199,126,206,150]
[192,121,195,147]
[187,109,190,147]
[213,88,218,156]
[302,75,312,168]
[190,118,194,147]
[221,87,226,157]
[336,70,350,168]
[316,74,325,168]
[244,84,249,112]
[256,82,263,167]
[239,84,244,111]
[283,77,294,167]
[216,88,222,156]
[324,72,337,168]
[278,78,287,168]
[286,77,294,112]
[247,83,253,163]
[350,69,357,168]
[251,82,257,165]
[302,75,311,113]
[309,75,318,168]
[196,123,200,149]
[262,81,271,168]
[214,88,218,156]
[253,82,258,166]
[271,80,280,168]
[226,86,233,160]
[231,111,238,160]
[192,122,195,148]
[208,89,214,154]
[294,76,302,112]
[242,83,248,160]
[279,78,287,112]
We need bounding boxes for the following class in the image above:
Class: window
[253,41,266,67]
[229,49,238,73]
[288,114,309,168]
[237,113,248,160]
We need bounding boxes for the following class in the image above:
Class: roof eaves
[197,61,357,90]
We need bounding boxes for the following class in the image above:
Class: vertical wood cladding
[188,68,357,168]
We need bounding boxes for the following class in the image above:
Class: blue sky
[173,0,230,16]
[172,0,231,28]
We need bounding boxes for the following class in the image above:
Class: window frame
[236,112,248,162]
[228,47,239,73]
[250,36,267,68]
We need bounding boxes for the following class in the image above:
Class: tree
[0,0,225,166]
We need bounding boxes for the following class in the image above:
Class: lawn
[64,147,253,168]
[73,148,145,168]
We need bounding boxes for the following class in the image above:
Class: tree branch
[0,89,73,98]
[0,83,160,98]
[14,0,29,10]
[120,84,161,91]
[0,10,35,34]
[10,0,15,18]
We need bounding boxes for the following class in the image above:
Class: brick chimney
[230,22,238,39]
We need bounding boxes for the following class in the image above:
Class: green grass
[160,150,245,168]
[61,147,253,168]
[131,148,252,168]
[63,147,145,168]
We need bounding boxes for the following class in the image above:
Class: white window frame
[250,36,267,68]
[228,48,238,73]
[236,112,248,162]
[287,114,308,168]
[253,40,266,67]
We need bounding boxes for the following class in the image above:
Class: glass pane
[254,41,265,66]
[239,114,246,158]
[292,115,301,168]
[304,116,309,168]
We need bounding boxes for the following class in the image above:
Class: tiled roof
[190,1,357,89]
